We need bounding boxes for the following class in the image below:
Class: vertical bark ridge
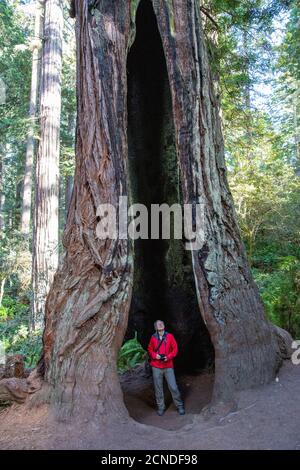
[41,0,134,421]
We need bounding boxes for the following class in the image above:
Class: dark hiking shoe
[157,408,166,416]
[178,407,185,415]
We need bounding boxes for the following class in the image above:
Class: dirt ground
[0,360,299,450]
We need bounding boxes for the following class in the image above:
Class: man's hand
[156,354,161,360]
[164,356,168,361]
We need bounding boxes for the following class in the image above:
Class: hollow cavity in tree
[125,0,214,373]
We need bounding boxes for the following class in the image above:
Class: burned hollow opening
[125,0,214,374]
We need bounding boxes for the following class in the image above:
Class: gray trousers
[152,366,183,410]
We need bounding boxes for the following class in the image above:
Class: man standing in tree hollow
[147,320,185,416]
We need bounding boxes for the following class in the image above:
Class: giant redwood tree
[23,0,287,422]
[31,0,63,328]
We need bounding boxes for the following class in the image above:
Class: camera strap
[154,332,168,353]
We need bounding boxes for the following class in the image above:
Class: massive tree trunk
[36,0,281,422]
[65,174,74,217]
[31,0,63,329]
[21,0,43,238]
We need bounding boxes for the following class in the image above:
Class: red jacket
[147,332,178,369]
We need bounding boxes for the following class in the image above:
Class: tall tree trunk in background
[21,0,43,238]
[36,0,281,422]
[65,174,73,217]
[0,148,5,235]
[31,0,63,329]
[15,180,23,230]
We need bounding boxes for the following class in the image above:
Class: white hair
[154,320,165,330]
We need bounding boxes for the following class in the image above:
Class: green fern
[117,331,147,373]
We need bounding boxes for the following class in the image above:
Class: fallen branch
[0,367,43,405]
[0,378,29,404]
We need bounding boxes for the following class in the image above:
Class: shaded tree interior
[125,0,214,373]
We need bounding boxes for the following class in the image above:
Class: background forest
[0,0,299,372]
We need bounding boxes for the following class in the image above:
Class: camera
[159,354,166,361]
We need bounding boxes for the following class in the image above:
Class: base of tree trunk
[1,325,292,424]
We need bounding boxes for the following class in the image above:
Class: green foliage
[0,1,32,291]
[0,0,32,143]
[0,296,42,368]
[228,126,300,260]
[117,332,147,373]
[0,305,9,321]
[272,0,300,172]
[0,230,32,290]
[278,0,300,81]
[253,246,300,337]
